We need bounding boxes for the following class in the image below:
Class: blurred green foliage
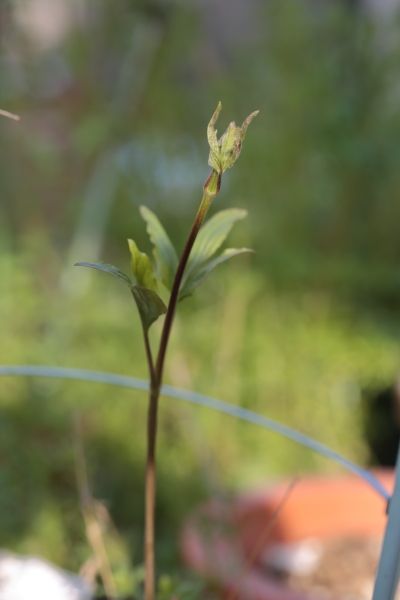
[1,247,400,579]
[2,1,400,296]
[1,0,400,593]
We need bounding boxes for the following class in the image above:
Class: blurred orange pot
[181,471,394,600]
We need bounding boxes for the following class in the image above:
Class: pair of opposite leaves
[76,206,251,332]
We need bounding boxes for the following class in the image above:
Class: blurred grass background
[1,0,400,589]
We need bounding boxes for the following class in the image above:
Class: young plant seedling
[76,102,258,600]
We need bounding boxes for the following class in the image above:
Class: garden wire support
[1,364,396,597]
[372,442,400,599]
[0,364,389,501]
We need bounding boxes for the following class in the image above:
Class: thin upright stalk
[372,442,400,599]
[74,414,117,599]
[143,172,220,600]
[144,385,159,600]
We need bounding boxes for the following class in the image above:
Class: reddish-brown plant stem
[143,172,220,600]
[144,385,159,600]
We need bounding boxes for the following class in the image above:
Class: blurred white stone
[0,552,92,600]
[263,540,322,576]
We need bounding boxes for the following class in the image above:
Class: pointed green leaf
[131,285,167,331]
[127,239,158,292]
[74,262,132,286]
[207,101,223,173]
[139,206,178,289]
[184,208,247,281]
[75,261,165,330]
[180,248,253,299]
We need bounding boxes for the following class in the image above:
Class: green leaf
[127,240,166,329]
[127,239,158,292]
[139,206,178,289]
[74,262,132,286]
[131,285,167,331]
[75,261,165,330]
[180,248,253,298]
[184,208,247,280]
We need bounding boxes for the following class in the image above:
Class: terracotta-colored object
[181,471,394,600]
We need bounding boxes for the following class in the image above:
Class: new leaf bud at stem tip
[207,101,259,175]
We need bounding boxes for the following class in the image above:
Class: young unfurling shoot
[76,102,258,600]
